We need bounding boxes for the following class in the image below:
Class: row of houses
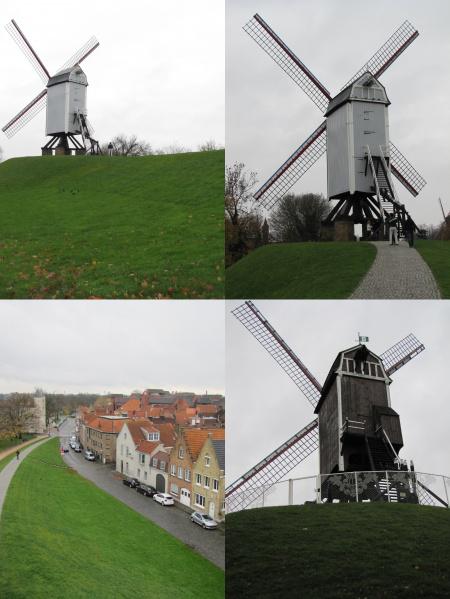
[77,399,225,521]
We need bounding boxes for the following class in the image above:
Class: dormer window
[179,446,185,459]
[148,432,160,441]
[205,455,210,467]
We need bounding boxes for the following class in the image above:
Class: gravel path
[0,438,50,516]
[351,241,441,299]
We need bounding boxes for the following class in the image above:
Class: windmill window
[363,111,373,121]
[348,359,355,373]
[363,363,369,375]
[377,365,383,377]
[370,363,377,377]
[364,131,376,135]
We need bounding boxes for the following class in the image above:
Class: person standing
[388,214,398,246]
[404,215,415,247]
[16,450,20,460]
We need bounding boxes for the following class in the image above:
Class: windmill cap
[47,64,88,88]
[325,72,390,117]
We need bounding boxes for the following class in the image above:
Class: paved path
[59,419,224,570]
[0,435,48,462]
[351,241,441,299]
[0,437,50,516]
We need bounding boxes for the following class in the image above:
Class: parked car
[190,512,218,529]
[122,476,140,488]
[69,441,77,449]
[136,483,157,497]
[84,450,95,461]
[153,493,174,506]
[73,443,82,453]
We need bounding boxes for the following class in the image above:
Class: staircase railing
[366,145,385,224]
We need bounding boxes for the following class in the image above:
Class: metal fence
[227,470,450,512]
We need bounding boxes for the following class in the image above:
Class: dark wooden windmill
[243,14,427,240]
[2,19,100,155]
[226,301,426,512]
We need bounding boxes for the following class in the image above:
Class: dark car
[122,476,139,488]
[136,483,157,497]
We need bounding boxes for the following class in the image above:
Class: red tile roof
[136,440,160,455]
[183,428,225,461]
[120,398,141,413]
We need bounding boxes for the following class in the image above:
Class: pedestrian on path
[16,450,20,460]
[404,215,415,248]
[388,215,399,246]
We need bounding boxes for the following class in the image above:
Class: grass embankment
[0,151,224,299]
[0,439,224,598]
[225,242,376,299]
[415,240,450,298]
[0,454,15,473]
[227,503,450,598]
[0,434,35,452]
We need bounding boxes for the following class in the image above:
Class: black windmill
[226,301,430,512]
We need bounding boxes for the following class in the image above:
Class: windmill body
[326,73,390,201]
[315,344,403,476]
[46,65,88,137]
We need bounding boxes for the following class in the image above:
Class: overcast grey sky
[226,300,450,494]
[227,0,450,226]
[0,300,224,395]
[0,0,224,159]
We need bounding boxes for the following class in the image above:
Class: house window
[222,500,226,511]
[149,432,160,441]
[185,469,191,482]
[140,454,145,465]
[144,471,147,480]
[171,483,179,496]
[205,455,210,467]
[178,466,183,479]
[196,473,202,486]
[170,464,176,476]
[213,479,219,492]
[195,494,206,508]
[126,462,129,473]
[160,461,166,471]
[178,446,185,459]
[204,476,210,489]
[137,468,141,478]
[152,458,158,467]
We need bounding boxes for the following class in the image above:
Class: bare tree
[101,134,153,156]
[198,139,222,152]
[0,394,35,438]
[154,143,192,155]
[270,193,331,242]
[225,162,258,226]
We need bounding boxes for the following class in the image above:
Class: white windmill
[2,19,100,155]
[243,14,427,240]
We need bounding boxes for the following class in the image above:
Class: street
[59,418,224,569]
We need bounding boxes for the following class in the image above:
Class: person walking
[16,450,20,460]
[388,214,399,246]
[404,215,415,247]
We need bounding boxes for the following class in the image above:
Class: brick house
[81,415,128,463]
[192,436,225,521]
[168,427,225,509]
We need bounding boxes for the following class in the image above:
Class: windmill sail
[380,334,425,376]
[2,89,47,138]
[5,20,50,84]
[226,419,319,513]
[232,301,322,407]
[58,37,100,71]
[243,13,331,112]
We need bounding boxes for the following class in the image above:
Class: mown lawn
[415,240,450,298]
[225,242,376,299]
[0,151,224,299]
[227,503,450,598]
[0,439,224,598]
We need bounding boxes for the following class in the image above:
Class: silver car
[190,511,218,529]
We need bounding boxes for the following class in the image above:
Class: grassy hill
[225,242,376,299]
[0,151,224,298]
[227,503,450,598]
[415,240,450,298]
[0,439,224,598]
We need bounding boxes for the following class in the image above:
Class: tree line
[101,135,222,157]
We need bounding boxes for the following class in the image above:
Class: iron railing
[226,470,450,513]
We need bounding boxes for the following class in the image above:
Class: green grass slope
[415,240,450,298]
[0,439,224,599]
[0,151,224,298]
[227,503,450,599]
[225,242,376,299]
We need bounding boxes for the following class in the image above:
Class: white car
[190,511,218,529]
[84,450,95,461]
[153,493,174,506]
